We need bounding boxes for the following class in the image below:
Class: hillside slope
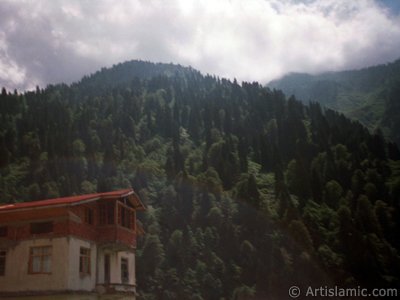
[1,60,400,299]
[268,59,400,145]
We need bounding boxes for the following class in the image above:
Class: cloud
[0,0,399,91]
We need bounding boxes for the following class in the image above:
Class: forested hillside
[268,59,400,146]
[1,61,400,299]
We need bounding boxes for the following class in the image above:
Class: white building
[0,189,145,299]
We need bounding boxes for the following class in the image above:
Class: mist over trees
[268,59,400,146]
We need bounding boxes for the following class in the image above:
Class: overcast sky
[1,0,400,91]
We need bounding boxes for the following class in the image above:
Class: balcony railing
[97,225,136,248]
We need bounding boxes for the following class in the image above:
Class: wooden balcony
[96,199,137,249]
[97,225,137,249]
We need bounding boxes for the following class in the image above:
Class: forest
[1,60,400,299]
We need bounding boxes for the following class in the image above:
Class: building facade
[0,189,145,299]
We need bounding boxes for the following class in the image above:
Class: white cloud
[0,0,399,91]
[0,32,28,89]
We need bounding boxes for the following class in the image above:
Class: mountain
[1,60,400,299]
[75,60,200,95]
[268,59,400,145]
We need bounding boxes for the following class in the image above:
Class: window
[30,222,53,234]
[119,206,133,229]
[29,246,52,274]
[99,203,114,225]
[121,258,129,283]
[84,207,93,225]
[0,250,6,276]
[0,226,7,237]
[79,247,91,275]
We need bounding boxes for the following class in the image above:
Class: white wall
[117,250,136,286]
[67,236,97,291]
[97,248,135,286]
[0,236,136,295]
[0,237,69,292]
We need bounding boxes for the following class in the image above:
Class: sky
[0,0,400,91]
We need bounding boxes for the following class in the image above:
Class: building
[0,189,145,299]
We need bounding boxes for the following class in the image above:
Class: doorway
[104,254,110,284]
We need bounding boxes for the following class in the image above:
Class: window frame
[119,205,131,228]
[30,221,54,235]
[0,226,7,237]
[28,246,52,274]
[84,207,94,225]
[121,257,129,284]
[79,247,91,275]
[117,201,135,230]
[99,202,115,225]
[0,249,6,276]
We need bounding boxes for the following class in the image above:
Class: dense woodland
[1,60,400,299]
[269,59,400,146]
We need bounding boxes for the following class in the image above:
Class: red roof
[0,189,142,212]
